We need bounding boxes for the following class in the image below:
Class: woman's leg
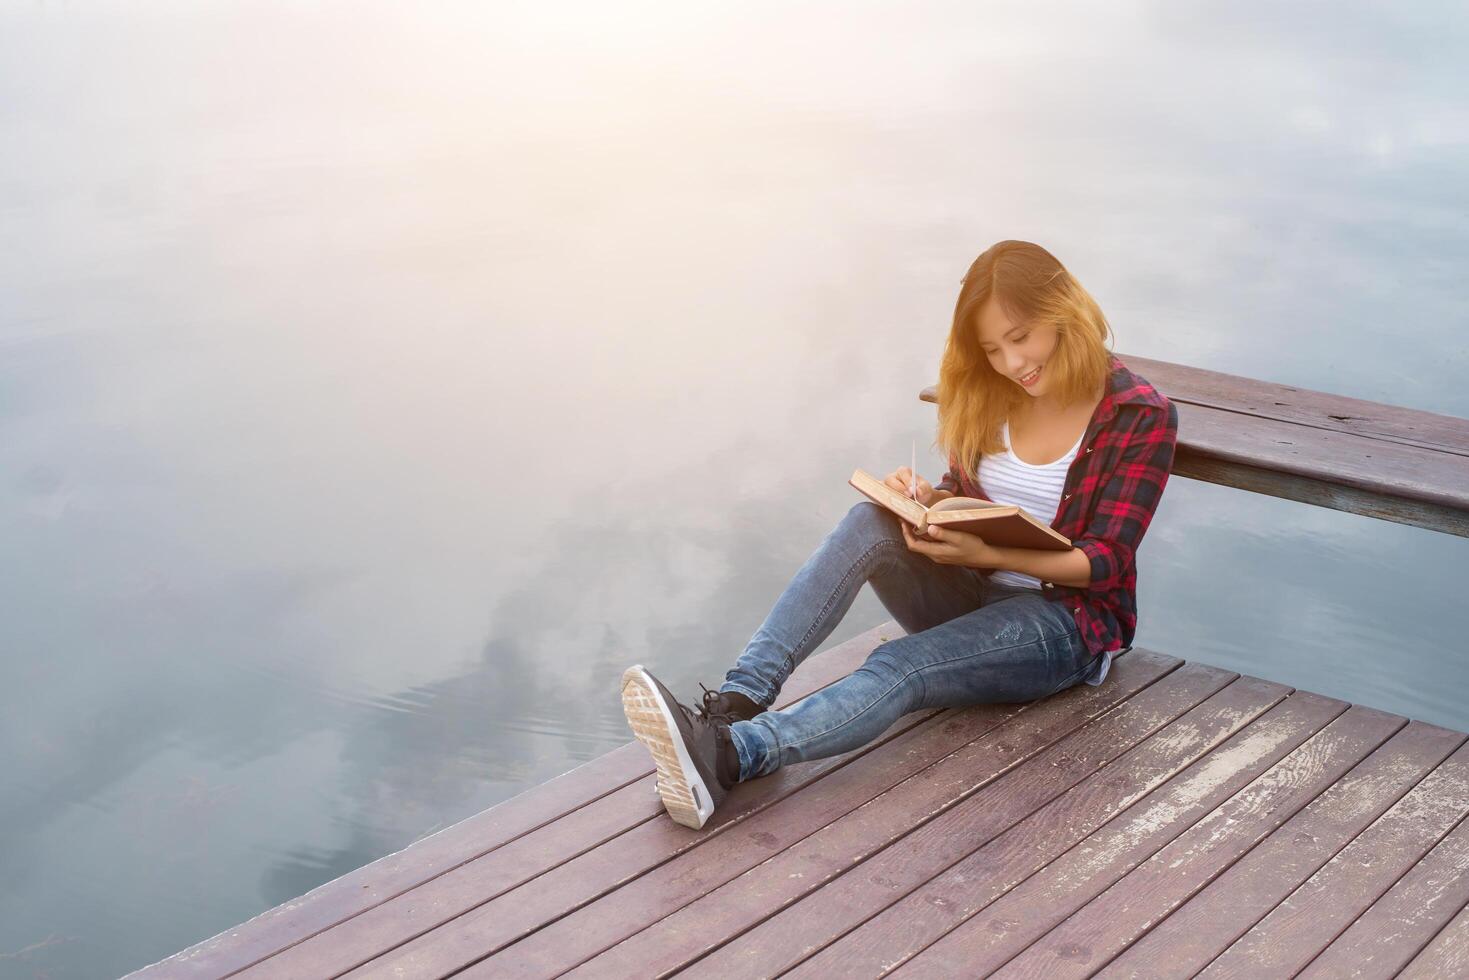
[719,501,992,708]
[727,589,1096,780]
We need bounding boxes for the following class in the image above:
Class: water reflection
[251,476,894,907]
[2,2,1466,977]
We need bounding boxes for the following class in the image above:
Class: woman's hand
[883,466,935,505]
[900,519,1003,569]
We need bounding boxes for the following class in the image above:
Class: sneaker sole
[621,665,716,829]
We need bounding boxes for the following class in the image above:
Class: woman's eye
[983,334,1029,353]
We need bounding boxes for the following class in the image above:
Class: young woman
[621,240,1180,829]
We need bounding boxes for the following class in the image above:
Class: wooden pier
[133,356,1469,978]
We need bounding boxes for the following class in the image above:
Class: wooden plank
[1299,807,1469,978]
[781,675,1294,979]
[996,705,1417,978]
[1118,353,1469,456]
[1196,740,1469,977]
[1172,401,1469,514]
[808,689,1353,979]
[890,692,1390,977]
[127,621,890,980]
[1399,898,1469,979]
[1096,720,1467,979]
[1169,453,1469,538]
[568,660,1237,980]
[367,651,1189,979]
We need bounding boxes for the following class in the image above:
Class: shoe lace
[698,682,738,723]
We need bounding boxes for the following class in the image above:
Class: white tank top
[979,419,1081,590]
[977,419,1111,687]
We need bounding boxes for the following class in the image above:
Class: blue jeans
[723,501,1103,782]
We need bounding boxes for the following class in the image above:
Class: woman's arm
[982,545,1092,588]
[1070,401,1180,591]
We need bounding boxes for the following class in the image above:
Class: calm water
[3,3,1466,976]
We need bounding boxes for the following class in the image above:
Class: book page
[929,496,1008,513]
[848,468,928,525]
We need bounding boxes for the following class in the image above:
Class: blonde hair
[934,240,1114,481]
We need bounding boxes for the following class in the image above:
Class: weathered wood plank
[996,705,1413,979]
[1299,802,1469,978]
[1118,353,1469,456]
[1172,401,1469,513]
[834,690,1354,979]
[127,621,889,980]
[1398,897,1469,979]
[890,692,1389,977]
[379,652,1189,979]
[1095,720,1467,979]
[1196,740,1469,978]
[574,661,1237,979]
[782,675,1293,979]
[1169,453,1469,537]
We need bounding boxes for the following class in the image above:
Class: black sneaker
[621,665,738,829]
[698,683,764,724]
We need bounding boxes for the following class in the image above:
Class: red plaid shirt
[934,354,1179,659]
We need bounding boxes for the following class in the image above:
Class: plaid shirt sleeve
[1073,400,1179,592]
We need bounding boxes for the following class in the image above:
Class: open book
[849,468,1072,551]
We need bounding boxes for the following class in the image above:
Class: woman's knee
[855,643,926,710]
[838,500,905,548]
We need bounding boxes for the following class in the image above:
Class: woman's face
[976,297,1060,399]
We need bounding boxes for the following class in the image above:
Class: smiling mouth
[1018,366,1042,383]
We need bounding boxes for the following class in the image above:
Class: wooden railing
[920,352,1469,538]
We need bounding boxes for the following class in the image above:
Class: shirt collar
[1091,353,1171,430]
